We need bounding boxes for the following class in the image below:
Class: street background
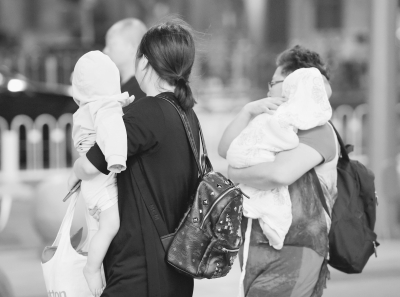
[0,0,400,296]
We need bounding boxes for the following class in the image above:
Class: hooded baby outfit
[72,50,131,212]
[227,67,332,250]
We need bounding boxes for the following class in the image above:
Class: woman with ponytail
[73,19,198,297]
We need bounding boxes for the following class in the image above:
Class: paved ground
[0,240,399,297]
[0,199,399,297]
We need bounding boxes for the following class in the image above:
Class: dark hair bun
[137,19,196,110]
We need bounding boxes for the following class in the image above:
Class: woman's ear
[322,75,332,99]
[136,55,148,71]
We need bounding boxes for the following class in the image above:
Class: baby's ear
[322,75,332,99]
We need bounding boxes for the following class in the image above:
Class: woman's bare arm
[218,110,253,158]
[218,97,287,158]
[227,143,323,191]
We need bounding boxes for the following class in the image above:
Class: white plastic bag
[41,191,93,297]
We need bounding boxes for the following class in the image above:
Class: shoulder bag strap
[310,121,342,218]
[310,168,331,219]
[130,95,208,238]
[131,158,170,237]
[157,94,213,175]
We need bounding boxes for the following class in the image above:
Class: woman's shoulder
[123,96,167,138]
[298,123,333,137]
[298,123,337,163]
[124,96,164,118]
[128,95,160,107]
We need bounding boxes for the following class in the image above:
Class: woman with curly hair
[219,45,338,297]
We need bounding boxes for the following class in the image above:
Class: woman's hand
[242,97,287,117]
[218,97,287,159]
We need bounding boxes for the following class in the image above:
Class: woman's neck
[119,62,137,85]
[144,73,175,97]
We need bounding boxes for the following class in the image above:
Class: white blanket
[227,67,332,249]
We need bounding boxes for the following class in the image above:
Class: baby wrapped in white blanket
[227,67,332,249]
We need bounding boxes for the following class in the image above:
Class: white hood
[72,50,126,106]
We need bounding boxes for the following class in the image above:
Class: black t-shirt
[86,92,198,297]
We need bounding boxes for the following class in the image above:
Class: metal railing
[0,114,77,182]
[1,104,398,178]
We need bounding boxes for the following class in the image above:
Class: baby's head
[277,67,332,130]
[72,51,121,105]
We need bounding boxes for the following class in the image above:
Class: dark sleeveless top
[285,124,336,257]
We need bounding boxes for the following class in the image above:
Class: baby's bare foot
[83,266,104,297]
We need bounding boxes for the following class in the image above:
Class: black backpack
[132,94,247,279]
[314,123,379,274]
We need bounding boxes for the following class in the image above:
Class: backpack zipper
[221,247,240,253]
[200,186,237,228]
[373,241,378,257]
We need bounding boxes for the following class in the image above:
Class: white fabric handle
[51,190,79,248]
[238,218,252,297]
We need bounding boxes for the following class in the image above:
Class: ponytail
[174,77,195,110]
[136,19,197,111]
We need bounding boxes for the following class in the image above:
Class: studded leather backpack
[132,94,247,279]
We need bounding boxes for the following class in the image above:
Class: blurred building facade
[0,0,382,148]
[0,0,372,103]
[0,0,399,237]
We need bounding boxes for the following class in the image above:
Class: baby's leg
[83,203,120,297]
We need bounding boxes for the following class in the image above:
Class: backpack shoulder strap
[311,168,331,219]
[157,94,213,175]
[131,95,209,241]
[328,121,350,161]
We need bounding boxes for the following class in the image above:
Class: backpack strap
[311,121,345,219]
[157,94,213,175]
[131,95,211,246]
[328,121,350,162]
[311,168,331,219]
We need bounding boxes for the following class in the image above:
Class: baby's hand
[119,95,135,107]
[89,206,101,221]
[109,164,125,173]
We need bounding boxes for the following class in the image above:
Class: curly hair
[276,45,330,80]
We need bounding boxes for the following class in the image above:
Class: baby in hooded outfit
[71,50,133,296]
[227,67,332,250]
